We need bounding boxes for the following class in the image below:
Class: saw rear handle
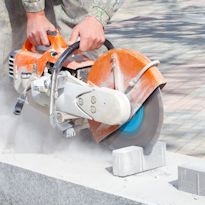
[23,31,68,52]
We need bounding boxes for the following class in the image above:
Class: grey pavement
[106,0,205,157]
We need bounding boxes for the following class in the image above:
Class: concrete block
[178,166,198,195]
[112,142,166,177]
[0,161,143,205]
[178,162,205,196]
[143,141,166,171]
[112,146,143,177]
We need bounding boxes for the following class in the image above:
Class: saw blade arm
[49,39,115,127]
[54,73,131,125]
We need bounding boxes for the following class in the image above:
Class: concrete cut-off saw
[8,31,166,154]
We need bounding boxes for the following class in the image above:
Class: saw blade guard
[87,49,166,149]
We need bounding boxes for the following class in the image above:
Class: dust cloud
[0,75,111,162]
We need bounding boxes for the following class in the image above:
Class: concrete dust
[0,76,111,163]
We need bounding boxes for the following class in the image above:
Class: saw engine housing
[8,31,166,151]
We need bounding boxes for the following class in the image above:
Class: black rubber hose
[53,39,114,74]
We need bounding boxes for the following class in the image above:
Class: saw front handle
[52,39,114,74]
[22,31,68,53]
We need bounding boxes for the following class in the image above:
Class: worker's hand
[69,16,105,51]
[26,11,56,46]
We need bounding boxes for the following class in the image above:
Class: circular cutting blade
[103,88,164,154]
[87,49,166,152]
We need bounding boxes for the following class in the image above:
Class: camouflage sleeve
[88,0,123,26]
[22,0,45,12]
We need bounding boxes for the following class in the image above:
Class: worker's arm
[88,0,123,27]
[69,0,123,51]
[22,0,45,12]
[22,0,122,51]
[22,0,55,46]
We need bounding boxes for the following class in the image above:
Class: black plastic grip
[35,45,51,53]
[35,31,58,53]
[13,96,26,115]
[47,30,58,36]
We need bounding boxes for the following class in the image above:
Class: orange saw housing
[10,31,166,143]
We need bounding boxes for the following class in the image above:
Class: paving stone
[112,142,166,177]
[178,163,205,196]
[112,146,143,177]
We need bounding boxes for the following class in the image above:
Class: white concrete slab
[0,152,204,205]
